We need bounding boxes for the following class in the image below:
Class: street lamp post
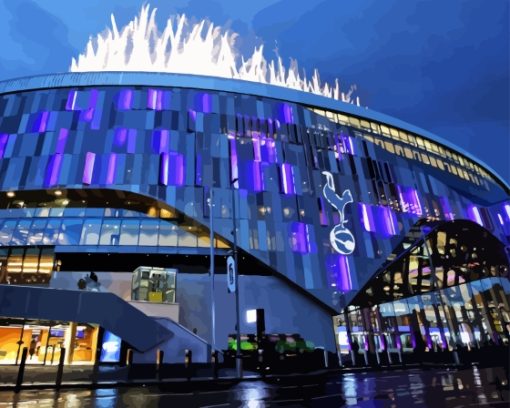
[231,177,242,378]
[209,186,216,353]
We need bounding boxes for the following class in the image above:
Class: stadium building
[0,72,508,366]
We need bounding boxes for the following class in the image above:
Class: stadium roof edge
[0,71,508,192]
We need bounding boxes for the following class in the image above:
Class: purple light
[280,163,295,195]
[326,255,352,291]
[229,139,239,188]
[152,129,169,153]
[161,153,185,186]
[147,89,163,110]
[117,89,133,110]
[505,204,510,221]
[439,197,454,220]
[397,185,423,216]
[252,132,261,161]
[82,152,96,185]
[280,103,294,124]
[55,129,68,153]
[202,93,211,113]
[159,153,169,185]
[106,153,117,185]
[33,111,50,133]
[66,90,78,111]
[359,203,397,236]
[114,128,128,148]
[0,133,8,158]
[467,206,483,226]
[188,109,197,122]
[44,154,63,187]
[497,214,504,225]
[290,222,308,253]
[252,161,263,192]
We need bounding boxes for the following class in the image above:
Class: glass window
[99,220,121,245]
[159,223,178,246]
[12,220,31,245]
[28,219,47,245]
[0,220,16,245]
[80,219,101,245]
[119,219,140,246]
[178,227,197,247]
[139,220,159,246]
[43,219,62,245]
[59,219,84,245]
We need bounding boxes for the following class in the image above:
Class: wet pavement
[0,365,507,407]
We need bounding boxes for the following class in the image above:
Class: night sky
[0,0,508,184]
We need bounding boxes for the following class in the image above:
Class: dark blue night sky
[0,0,508,184]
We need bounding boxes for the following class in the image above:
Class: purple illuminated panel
[467,205,483,226]
[195,153,202,185]
[290,222,308,253]
[147,89,163,110]
[79,89,99,122]
[114,128,128,148]
[82,152,96,185]
[44,154,63,187]
[280,163,295,195]
[117,89,133,110]
[152,129,169,153]
[439,197,454,220]
[55,129,68,154]
[279,103,294,124]
[397,185,422,216]
[201,93,211,113]
[359,203,397,236]
[505,204,510,221]
[33,111,49,133]
[106,154,117,185]
[229,139,239,188]
[160,153,184,186]
[252,132,261,162]
[0,133,8,158]
[252,161,263,192]
[159,153,169,185]
[66,90,78,111]
[326,255,352,291]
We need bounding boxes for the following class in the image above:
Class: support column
[64,322,77,365]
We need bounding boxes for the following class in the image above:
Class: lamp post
[231,177,242,378]
[209,186,216,353]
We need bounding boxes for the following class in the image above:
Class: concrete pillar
[64,322,77,365]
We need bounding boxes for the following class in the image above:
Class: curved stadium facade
[0,72,508,366]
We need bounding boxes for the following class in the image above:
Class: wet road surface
[0,365,507,407]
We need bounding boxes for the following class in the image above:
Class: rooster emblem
[322,171,356,255]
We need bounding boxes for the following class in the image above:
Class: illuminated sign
[99,330,122,363]
[322,171,355,255]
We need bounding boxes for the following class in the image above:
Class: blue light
[100,330,122,363]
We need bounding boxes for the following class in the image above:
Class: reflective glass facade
[0,73,508,309]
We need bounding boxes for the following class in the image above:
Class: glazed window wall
[0,86,507,305]
[0,207,227,250]
[337,277,510,358]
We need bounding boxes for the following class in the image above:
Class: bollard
[14,347,28,393]
[323,348,329,369]
[156,349,164,381]
[257,349,265,377]
[184,349,192,380]
[126,348,134,380]
[211,350,218,379]
[55,347,66,389]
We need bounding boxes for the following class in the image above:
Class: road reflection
[0,366,507,407]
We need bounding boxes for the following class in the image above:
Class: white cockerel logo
[322,171,356,255]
